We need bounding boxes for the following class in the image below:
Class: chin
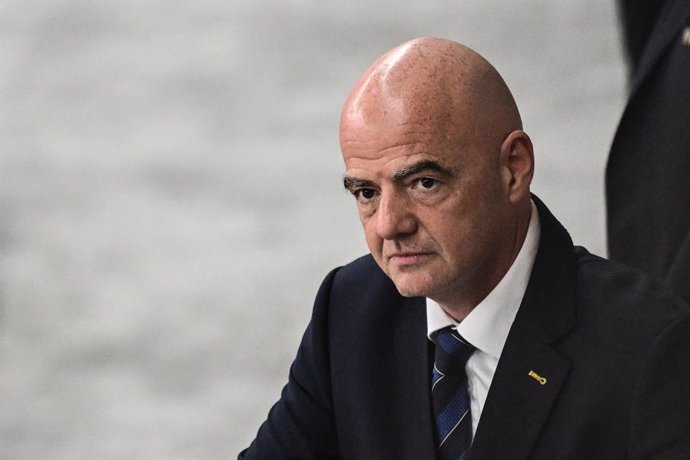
[390,274,434,298]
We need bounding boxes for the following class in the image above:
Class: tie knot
[433,327,474,376]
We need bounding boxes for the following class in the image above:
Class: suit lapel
[471,330,571,460]
[471,197,577,460]
[392,295,437,458]
[629,0,690,97]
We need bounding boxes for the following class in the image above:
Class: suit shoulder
[318,254,408,319]
[330,254,394,293]
[334,253,380,276]
[573,246,690,333]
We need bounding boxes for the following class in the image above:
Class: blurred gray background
[1,1,625,458]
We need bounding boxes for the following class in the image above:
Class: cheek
[418,208,460,242]
[422,210,474,258]
[361,218,383,253]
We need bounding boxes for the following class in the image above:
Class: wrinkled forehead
[340,111,460,157]
[339,105,475,185]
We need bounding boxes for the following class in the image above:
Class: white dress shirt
[426,201,540,436]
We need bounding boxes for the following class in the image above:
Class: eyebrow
[343,176,375,193]
[391,160,452,181]
[343,160,452,193]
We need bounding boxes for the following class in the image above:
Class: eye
[415,177,438,190]
[354,188,377,202]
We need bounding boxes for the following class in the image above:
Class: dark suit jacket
[607,0,690,304]
[617,1,666,74]
[240,199,690,459]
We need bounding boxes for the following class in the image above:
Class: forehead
[341,116,465,178]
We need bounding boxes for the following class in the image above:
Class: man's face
[341,114,515,307]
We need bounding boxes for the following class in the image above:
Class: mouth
[388,252,434,266]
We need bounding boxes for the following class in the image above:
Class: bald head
[340,37,522,155]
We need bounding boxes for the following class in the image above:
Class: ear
[499,130,534,204]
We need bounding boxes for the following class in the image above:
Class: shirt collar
[426,201,541,359]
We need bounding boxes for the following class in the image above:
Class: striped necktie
[431,326,475,460]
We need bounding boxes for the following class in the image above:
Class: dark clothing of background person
[607,0,690,303]
[617,1,666,74]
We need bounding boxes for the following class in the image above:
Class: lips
[388,252,433,266]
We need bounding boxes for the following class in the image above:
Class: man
[240,38,690,459]
[607,0,690,304]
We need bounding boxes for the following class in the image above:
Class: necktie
[431,326,475,460]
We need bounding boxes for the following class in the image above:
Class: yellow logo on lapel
[683,27,690,46]
[528,370,547,385]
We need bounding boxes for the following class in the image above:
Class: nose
[375,190,417,240]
